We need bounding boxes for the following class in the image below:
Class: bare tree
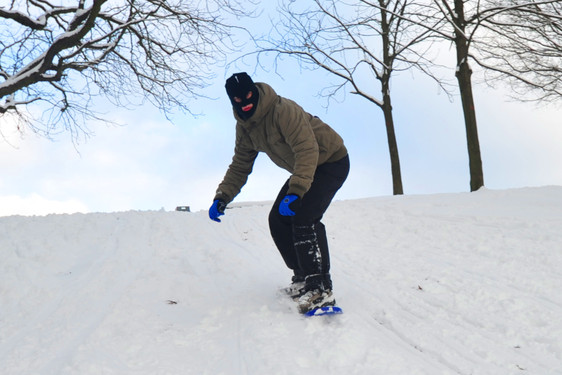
[426,0,486,191]
[258,0,449,195]
[258,0,561,194]
[474,0,562,102]
[0,0,247,140]
[421,0,562,191]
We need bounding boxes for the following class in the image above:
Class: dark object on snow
[175,206,190,212]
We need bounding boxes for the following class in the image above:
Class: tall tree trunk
[380,0,404,195]
[382,92,404,195]
[453,0,484,191]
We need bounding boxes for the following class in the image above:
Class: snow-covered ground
[1,187,561,375]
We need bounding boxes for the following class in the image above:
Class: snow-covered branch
[0,4,79,30]
[0,95,40,114]
[0,0,249,140]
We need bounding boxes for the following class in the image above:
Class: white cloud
[0,194,88,217]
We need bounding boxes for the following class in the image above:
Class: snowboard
[304,305,343,317]
[278,286,343,316]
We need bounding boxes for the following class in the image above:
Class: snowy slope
[1,187,561,375]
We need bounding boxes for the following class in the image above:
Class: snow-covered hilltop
[1,187,561,374]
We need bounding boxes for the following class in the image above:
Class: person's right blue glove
[209,199,227,222]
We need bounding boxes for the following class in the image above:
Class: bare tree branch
[255,0,455,195]
[0,0,251,141]
[472,0,562,101]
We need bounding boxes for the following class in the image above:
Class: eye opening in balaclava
[225,72,259,120]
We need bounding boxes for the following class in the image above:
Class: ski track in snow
[0,187,561,375]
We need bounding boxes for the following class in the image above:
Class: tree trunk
[453,0,484,192]
[380,1,404,195]
[382,93,404,195]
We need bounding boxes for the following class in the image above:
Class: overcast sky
[1,5,561,217]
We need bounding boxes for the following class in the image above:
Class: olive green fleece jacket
[214,82,347,204]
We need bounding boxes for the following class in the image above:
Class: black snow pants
[268,154,350,290]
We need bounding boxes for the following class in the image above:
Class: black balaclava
[225,72,259,120]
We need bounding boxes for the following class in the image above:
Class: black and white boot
[296,274,336,314]
[282,274,305,299]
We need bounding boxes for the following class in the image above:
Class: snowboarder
[208,72,349,314]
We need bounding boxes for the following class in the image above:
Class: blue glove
[209,199,227,222]
[279,194,300,216]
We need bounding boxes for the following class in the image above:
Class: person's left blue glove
[279,194,300,216]
[209,199,227,222]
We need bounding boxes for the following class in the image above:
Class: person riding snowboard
[208,72,349,314]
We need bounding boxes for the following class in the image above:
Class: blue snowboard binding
[305,305,343,317]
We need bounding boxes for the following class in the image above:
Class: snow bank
[1,187,561,374]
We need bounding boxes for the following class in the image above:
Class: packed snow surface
[1,187,561,375]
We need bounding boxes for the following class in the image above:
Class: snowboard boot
[296,274,336,314]
[283,275,306,299]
